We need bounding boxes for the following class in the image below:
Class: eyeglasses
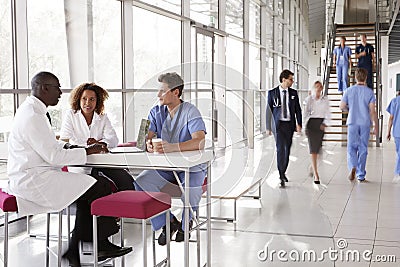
[43,84,61,88]
[36,83,61,89]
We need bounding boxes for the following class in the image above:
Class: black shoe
[280,180,286,188]
[98,239,133,261]
[283,176,289,182]
[62,248,81,267]
[158,216,180,246]
[175,220,193,242]
[314,180,320,184]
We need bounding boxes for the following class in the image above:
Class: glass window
[190,0,218,27]
[226,0,243,37]
[249,45,260,90]
[49,93,70,134]
[267,53,274,88]
[129,91,159,138]
[132,7,181,89]
[254,91,261,135]
[266,0,273,10]
[226,91,243,145]
[266,12,273,51]
[0,95,14,142]
[226,38,243,90]
[277,22,283,54]
[92,0,122,88]
[249,1,261,44]
[226,37,244,145]
[105,92,123,142]
[27,0,70,88]
[0,0,13,89]
[277,0,284,18]
[140,0,181,15]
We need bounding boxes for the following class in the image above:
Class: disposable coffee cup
[152,138,163,152]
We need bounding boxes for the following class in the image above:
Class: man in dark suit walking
[266,69,302,187]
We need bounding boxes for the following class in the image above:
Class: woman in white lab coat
[60,83,134,191]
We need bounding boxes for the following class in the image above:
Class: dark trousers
[73,175,119,244]
[275,121,294,179]
[359,64,373,89]
[91,168,135,191]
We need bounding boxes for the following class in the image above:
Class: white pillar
[12,0,29,92]
[381,36,389,125]
[64,0,92,87]
[122,0,135,142]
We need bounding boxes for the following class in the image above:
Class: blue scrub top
[148,101,206,143]
[148,101,207,173]
[356,43,374,68]
[387,96,400,138]
[342,84,376,126]
[333,46,352,66]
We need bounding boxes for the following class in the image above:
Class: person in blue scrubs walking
[340,68,378,182]
[134,72,207,245]
[356,34,376,90]
[386,90,400,182]
[333,36,352,92]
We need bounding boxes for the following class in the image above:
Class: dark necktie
[46,112,52,126]
[282,90,287,119]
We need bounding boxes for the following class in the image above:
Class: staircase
[324,23,377,143]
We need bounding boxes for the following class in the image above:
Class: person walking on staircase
[333,36,352,92]
[355,34,376,90]
[340,68,378,182]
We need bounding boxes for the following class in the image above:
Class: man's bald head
[31,72,62,107]
[31,72,59,92]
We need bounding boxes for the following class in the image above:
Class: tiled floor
[0,134,399,266]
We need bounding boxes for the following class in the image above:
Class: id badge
[339,55,345,64]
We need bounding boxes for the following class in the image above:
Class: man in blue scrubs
[333,36,352,92]
[135,72,207,245]
[340,68,378,181]
[356,34,375,89]
[386,90,400,182]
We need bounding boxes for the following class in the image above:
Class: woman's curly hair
[70,83,109,115]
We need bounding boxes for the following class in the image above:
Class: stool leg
[120,218,125,267]
[93,215,98,267]
[26,215,30,235]
[196,210,200,267]
[57,211,63,267]
[4,212,9,267]
[67,206,71,245]
[142,219,147,267]
[46,213,50,267]
[166,210,170,267]
[152,231,156,266]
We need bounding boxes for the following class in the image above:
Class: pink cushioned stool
[0,190,17,267]
[0,189,64,267]
[91,191,171,267]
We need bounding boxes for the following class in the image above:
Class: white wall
[387,60,400,119]
[308,40,323,89]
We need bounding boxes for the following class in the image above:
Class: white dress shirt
[60,109,118,148]
[304,95,331,125]
[6,96,95,216]
[60,109,119,174]
[279,86,290,121]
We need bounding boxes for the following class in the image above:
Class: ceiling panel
[308,0,326,42]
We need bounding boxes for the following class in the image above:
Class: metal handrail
[322,0,338,96]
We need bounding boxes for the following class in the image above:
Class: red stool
[0,190,17,267]
[91,191,171,267]
[0,190,63,267]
